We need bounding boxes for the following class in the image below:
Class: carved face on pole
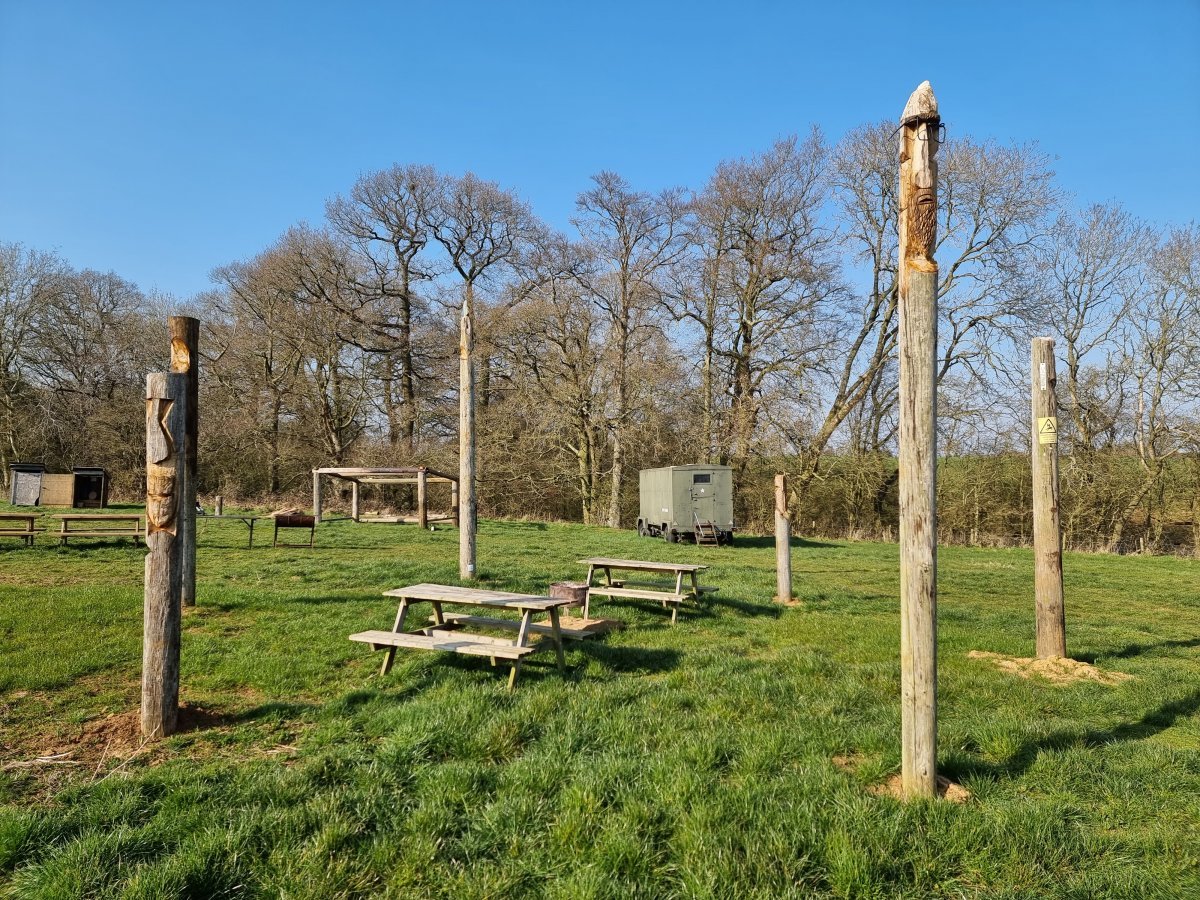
[898,81,940,291]
[146,394,178,535]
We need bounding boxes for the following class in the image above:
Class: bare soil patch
[968,650,1132,686]
[870,774,971,803]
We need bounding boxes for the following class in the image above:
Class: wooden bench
[273,513,315,548]
[350,583,580,690]
[49,514,142,545]
[0,513,44,547]
[580,557,716,624]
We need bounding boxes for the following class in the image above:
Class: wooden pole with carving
[169,316,199,607]
[142,372,187,739]
[1032,337,1066,658]
[898,81,940,799]
[459,283,478,579]
[774,474,793,602]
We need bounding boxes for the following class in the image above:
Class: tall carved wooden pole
[459,283,478,579]
[142,372,187,739]
[169,317,199,607]
[774,474,793,602]
[898,81,940,799]
[1032,337,1066,658]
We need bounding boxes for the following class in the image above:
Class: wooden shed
[311,467,458,526]
[9,463,45,506]
[7,464,109,508]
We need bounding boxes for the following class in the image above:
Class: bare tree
[326,165,439,451]
[426,172,540,578]
[575,171,688,527]
[0,244,64,485]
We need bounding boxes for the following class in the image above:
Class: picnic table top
[199,513,264,520]
[580,557,709,573]
[383,582,575,612]
[49,513,142,520]
[0,512,39,520]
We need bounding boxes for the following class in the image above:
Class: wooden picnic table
[49,513,142,545]
[0,512,44,547]
[198,513,264,548]
[350,583,580,690]
[579,557,717,624]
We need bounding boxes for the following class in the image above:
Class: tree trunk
[1031,337,1066,659]
[459,283,478,579]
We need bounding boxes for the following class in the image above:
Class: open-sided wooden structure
[311,467,458,527]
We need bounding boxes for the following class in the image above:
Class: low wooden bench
[0,513,44,547]
[580,557,716,624]
[49,514,142,546]
[350,583,580,690]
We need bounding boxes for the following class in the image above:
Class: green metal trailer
[637,464,735,545]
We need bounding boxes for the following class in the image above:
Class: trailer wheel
[665,528,678,544]
[637,520,648,537]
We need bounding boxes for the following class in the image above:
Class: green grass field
[2,510,1199,898]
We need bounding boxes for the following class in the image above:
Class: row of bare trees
[4,120,1198,552]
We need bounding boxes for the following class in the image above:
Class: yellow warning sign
[1037,416,1058,445]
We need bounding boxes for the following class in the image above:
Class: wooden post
[312,470,322,523]
[417,468,428,529]
[898,81,940,799]
[774,473,792,602]
[169,316,198,607]
[460,286,477,578]
[214,495,223,516]
[1032,337,1066,658]
[142,372,186,740]
[451,480,460,528]
[351,481,360,522]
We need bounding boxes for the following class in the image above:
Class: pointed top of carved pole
[901,81,939,125]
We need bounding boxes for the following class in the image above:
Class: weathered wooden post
[460,287,478,578]
[898,81,940,799]
[312,470,322,523]
[417,467,428,529]
[169,316,199,607]
[214,495,223,516]
[351,481,360,522]
[142,372,187,739]
[1032,337,1066,658]
[774,473,793,602]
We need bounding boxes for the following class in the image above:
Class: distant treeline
[3,120,1198,554]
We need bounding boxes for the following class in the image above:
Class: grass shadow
[573,642,683,675]
[1109,636,1200,659]
[730,535,840,550]
[946,688,1200,784]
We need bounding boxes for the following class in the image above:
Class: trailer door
[689,472,716,524]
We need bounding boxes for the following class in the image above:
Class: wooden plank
[586,586,685,603]
[348,630,535,659]
[438,612,616,640]
[578,557,708,573]
[382,583,571,611]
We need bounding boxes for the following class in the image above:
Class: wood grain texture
[1032,337,1067,658]
[459,287,478,579]
[774,473,792,601]
[142,372,186,740]
[168,317,199,607]
[898,82,940,800]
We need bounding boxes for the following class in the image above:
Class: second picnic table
[350,583,579,690]
[580,557,716,624]
[49,513,143,545]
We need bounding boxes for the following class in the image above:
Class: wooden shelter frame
[312,467,459,527]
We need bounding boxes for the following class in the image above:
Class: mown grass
[1,509,1199,898]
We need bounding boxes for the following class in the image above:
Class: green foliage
[1,517,1199,897]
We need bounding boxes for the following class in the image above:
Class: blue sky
[2,1,1197,299]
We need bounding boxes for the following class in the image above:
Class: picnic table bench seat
[350,583,580,690]
[580,557,717,624]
